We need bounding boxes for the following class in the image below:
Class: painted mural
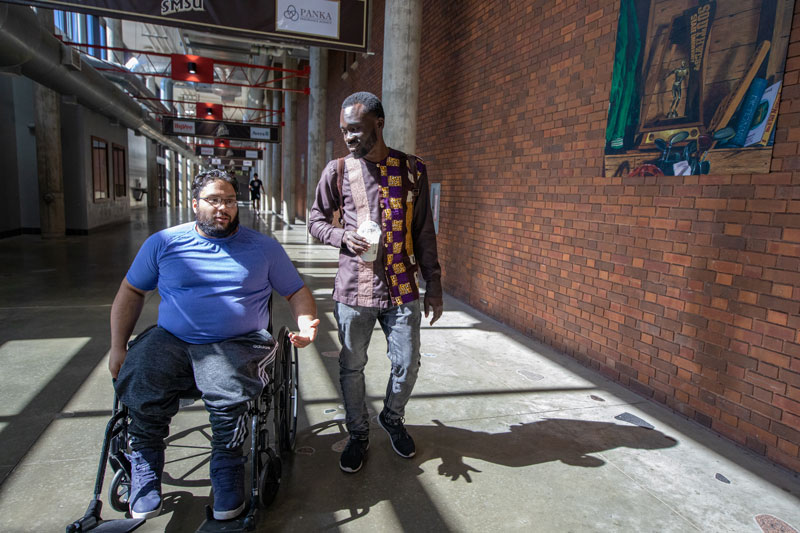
[604,0,796,177]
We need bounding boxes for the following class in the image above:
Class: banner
[163,117,279,142]
[194,146,263,159]
[3,0,370,52]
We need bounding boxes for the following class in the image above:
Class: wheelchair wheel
[109,467,131,513]
[276,327,299,453]
[258,448,282,508]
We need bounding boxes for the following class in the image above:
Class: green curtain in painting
[606,0,642,150]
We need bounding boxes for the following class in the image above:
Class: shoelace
[133,461,158,485]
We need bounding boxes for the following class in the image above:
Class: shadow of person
[414,418,678,482]
[259,417,678,531]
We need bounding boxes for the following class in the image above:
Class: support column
[271,58,284,216]
[281,56,297,225]
[381,0,422,154]
[168,150,178,207]
[306,47,328,229]
[33,9,65,238]
[247,49,269,213]
[146,140,158,208]
[183,156,191,208]
[179,155,185,208]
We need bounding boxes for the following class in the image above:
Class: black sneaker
[339,437,369,473]
[378,411,416,458]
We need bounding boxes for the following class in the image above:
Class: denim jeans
[334,300,421,438]
[114,326,277,457]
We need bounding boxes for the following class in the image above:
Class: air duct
[0,4,197,162]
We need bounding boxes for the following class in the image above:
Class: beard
[351,129,378,159]
[196,210,240,238]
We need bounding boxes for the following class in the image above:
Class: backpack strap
[406,154,421,200]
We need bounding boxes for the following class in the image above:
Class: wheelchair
[66,326,299,533]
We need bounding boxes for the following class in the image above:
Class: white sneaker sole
[213,500,245,521]
[339,441,369,473]
[130,501,162,520]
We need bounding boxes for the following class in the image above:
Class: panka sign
[2,0,369,52]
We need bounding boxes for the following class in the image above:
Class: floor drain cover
[324,408,337,414]
[755,514,798,533]
[296,446,315,456]
[517,370,544,382]
[614,412,654,429]
[590,395,606,402]
[715,473,730,484]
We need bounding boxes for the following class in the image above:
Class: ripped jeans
[334,300,421,438]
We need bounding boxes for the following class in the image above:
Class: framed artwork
[604,0,795,177]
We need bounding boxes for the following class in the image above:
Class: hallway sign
[163,117,279,143]
[2,0,370,52]
[276,0,339,39]
[195,146,263,159]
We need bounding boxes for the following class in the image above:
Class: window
[92,137,109,201]
[53,10,65,34]
[112,144,127,198]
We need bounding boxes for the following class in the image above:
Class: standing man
[110,169,319,520]
[249,172,264,211]
[309,92,443,473]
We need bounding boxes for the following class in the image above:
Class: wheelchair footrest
[195,505,257,533]
[86,519,146,533]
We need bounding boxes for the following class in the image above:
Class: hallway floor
[0,207,799,532]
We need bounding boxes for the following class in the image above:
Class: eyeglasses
[199,197,238,208]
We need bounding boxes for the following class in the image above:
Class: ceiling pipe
[81,54,172,116]
[0,4,198,163]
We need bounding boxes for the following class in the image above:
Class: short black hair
[342,91,384,119]
[192,169,238,199]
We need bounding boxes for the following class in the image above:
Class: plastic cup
[357,220,381,262]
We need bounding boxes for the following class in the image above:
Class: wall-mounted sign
[276,0,338,39]
[2,0,370,52]
[250,127,278,141]
[211,158,222,165]
[163,117,280,143]
[172,120,195,135]
[200,147,214,156]
[243,160,253,167]
[429,183,441,234]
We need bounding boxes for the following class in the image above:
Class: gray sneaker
[339,437,369,473]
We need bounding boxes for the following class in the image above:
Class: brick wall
[409,0,800,473]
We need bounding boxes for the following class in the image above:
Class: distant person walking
[249,173,264,211]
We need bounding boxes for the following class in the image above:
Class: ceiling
[119,19,309,120]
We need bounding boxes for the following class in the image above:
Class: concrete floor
[1,206,799,533]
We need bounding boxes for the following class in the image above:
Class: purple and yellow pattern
[378,154,418,306]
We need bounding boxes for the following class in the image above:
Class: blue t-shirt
[126,222,305,344]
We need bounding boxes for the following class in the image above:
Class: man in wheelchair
[108,169,318,522]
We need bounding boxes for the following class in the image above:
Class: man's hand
[424,292,443,326]
[342,230,370,255]
[108,346,127,379]
[289,317,320,348]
